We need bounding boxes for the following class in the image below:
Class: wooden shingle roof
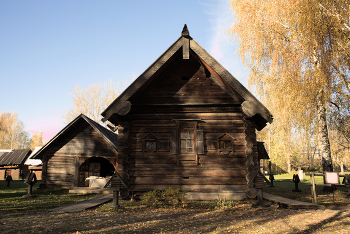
[32,114,118,159]
[101,24,273,130]
[0,149,32,166]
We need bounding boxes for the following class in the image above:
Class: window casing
[180,131,194,153]
[217,134,235,155]
[170,120,204,164]
[219,140,231,149]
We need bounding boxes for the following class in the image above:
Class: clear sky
[0,0,247,142]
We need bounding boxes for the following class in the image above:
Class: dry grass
[1,176,350,233]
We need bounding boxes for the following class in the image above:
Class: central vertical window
[180,131,194,153]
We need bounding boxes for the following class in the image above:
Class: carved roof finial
[182,24,190,37]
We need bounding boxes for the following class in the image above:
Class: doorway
[79,157,115,187]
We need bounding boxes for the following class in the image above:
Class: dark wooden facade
[101,25,273,200]
[33,115,118,188]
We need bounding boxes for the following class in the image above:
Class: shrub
[161,187,187,207]
[140,190,160,208]
[209,199,238,210]
[141,187,187,208]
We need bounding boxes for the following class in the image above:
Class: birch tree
[63,79,119,124]
[229,0,350,172]
[30,131,44,151]
[0,111,31,149]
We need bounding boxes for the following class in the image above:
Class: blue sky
[0,0,247,142]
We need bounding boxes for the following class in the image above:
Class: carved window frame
[142,133,159,154]
[170,119,204,164]
[217,133,235,155]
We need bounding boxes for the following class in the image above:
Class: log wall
[114,56,260,200]
[42,120,118,188]
[118,109,258,200]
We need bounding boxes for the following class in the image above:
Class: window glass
[145,141,157,149]
[219,140,231,149]
[180,131,193,153]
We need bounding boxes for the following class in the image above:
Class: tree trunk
[317,96,333,172]
[287,154,291,174]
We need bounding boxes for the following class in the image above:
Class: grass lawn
[263,173,350,206]
[0,175,350,233]
[0,180,101,214]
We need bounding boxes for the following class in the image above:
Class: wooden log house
[33,114,118,188]
[101,25,273,200]
[0,149,32,180]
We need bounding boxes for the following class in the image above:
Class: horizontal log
[138,97,235,105]
[131,106,243,114]
[129,169,246,177]
[129,158,178,164]
[130,176,247,185]
[199,157,246,164]
[48,161,75,165]
[130,164,247,170]
[199,154,246,159]
[129,154,177,160]
[47,169,75,174]
[130,113,244,121]
[47,178,74,183]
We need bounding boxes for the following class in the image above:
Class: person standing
[6,175,13,187]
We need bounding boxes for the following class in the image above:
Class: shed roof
[0,149,32,166]
[32,114,118,159]
[101,24,273,130]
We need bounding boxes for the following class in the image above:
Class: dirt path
[1,202,350,233]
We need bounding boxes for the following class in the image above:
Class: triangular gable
[32,114,118,159]
[101,25,273,130]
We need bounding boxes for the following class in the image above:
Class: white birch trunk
[317,96,333,172]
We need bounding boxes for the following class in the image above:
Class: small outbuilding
[33,114,118,188]
[100,25,273,200]
[0,149,32,180]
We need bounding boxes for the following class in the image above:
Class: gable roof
[101,24,273,130]
[0,149,32,166]
[25,147,42,166]
[32,114,118,159]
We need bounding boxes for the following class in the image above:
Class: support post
[113,190,119,208]
[311,172,317,203]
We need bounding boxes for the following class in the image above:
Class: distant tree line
[63,76,135,125]
[0,111,44,150]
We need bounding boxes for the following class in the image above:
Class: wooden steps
[264,192,324,210]
[69,187,113,194]
[48,194,113,212]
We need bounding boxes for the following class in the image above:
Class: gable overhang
[101,26,273,130]
[0,149,32,166]
[32,114,118,160]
